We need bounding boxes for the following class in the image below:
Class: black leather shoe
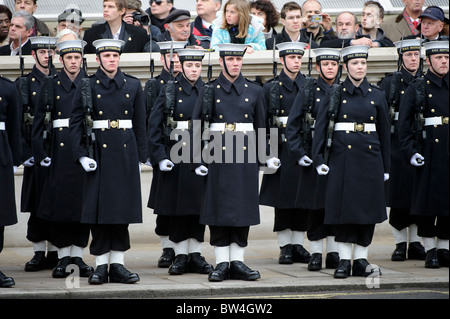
[278,244,293,264]
[352,259,382,277]
[88,264,109,285]
[188,253,214,274]
[391,242,407,261]
[308,253,322,271]
[0,270,15,288]
[408,242,426,260]
[45,251,59,269]
[158,248,175,268]
[229,261,261,281]
[169,255,189,275]
[52,256,71,278]
[425,248,440,268]
[292,245,311,263]
[109,263,140,284]
[71,257,94,277]
[24,251,47,272]
[208,262,229,282]
[334,259,351,278]
[437,249,449,267]
[325,252,340,269]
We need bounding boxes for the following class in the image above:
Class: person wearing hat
[147,41,185,269]
[30,39,93,279]
[0,73,22,287]
[15,36,59,273]
[378,39,426,262]
[147,48,213,275]
[259,42,311,266]
[83,0,149,53]
[397,40,449,268]
[56,7,85,38]
[311,45,391,278]
[405,6,449,41]
[70,39,147,284]
[192,43,266,282]
[154,9,202,48]
[286,47,342,271]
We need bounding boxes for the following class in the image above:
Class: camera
[132,11,150,26]
[311,14,322,23]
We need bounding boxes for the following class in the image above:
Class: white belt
[274,116,289,126]
[93,119,133,130]
[424,116,449,126]
[52,118,69,128]
[394,112,399,121]
[0,122,5,130]
[209,122,254,132]
[335,122,376,132]
[174,120,190,130]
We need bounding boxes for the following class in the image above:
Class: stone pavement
[0,236,448,299]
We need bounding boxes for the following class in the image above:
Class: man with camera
[301,0,335,46]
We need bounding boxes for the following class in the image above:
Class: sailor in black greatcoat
[31,40,93,279]
[70,39,147,284]
[147,41,185,269]
[0,74,22,288]
[378,39,426,262]
[259,42,311,265]
[397,40,449,268]
[16,36,59,272]
[148,48,213,276]
[312,45,391,278]
[192,43,266,282]
[286,47,342,271]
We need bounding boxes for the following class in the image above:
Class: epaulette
[0,75,14,84]
[245,77,262,87]
[369,83,383,92]
[88,73,96,78]
[124,72,139,81]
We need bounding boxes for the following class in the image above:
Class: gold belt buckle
[443,117,449,125]
[109,120,118,129]
[355,123,364,132]
[226,123,235,132]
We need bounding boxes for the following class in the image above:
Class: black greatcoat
[378,67,417,209]
[259,70,305,209]
[397,70,449,217]
[148,74,205,216]
[312,77,391,225]
[0,76,22,227]
[192,73,266,227]
[286,76,335,210]
[70,68,147,224]
[31,70,86,223]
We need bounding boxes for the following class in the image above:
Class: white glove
[13,166,18,174]
[79,156,97,172]
[195,165,208,176]
[410,153,425,167]
[298,155,313,167]
[23,157,35,167]
[266,157,281,170]
[384,173,389,181]
[316,164,330,175]
[40,157,51,167]
[159,159,174,172]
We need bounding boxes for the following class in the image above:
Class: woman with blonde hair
[210,0,266,53]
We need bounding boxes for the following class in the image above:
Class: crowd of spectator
[0,0,448,56]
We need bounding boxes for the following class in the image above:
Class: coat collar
[217,72,246,95]
[278,70,305,92]
[58,69,86,93]
[426,69,449,89]
[317,74,335,91]
[178,74,204,94]
[343,76,370,96]
[95,67,126,89]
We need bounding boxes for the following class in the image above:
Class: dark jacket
[355,27,395,47]
[145,7,176,33]
[266,27,318,50]
[191,16,213,49]
[0,39,32,55]
[320,28,395,48]
[83,21,149,54]
[154,29,201,47]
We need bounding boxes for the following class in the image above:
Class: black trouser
[26,214,53,243]
[169,215,205,243]
[209,226,250,248]
[389,208,420,231]
[0,227,4,253]
[335,224,376,247]
[307,209,336,241]
[155,215,171,237]
[273,208,308,232]
[416,216,449,239]
[89,224,130,256]
[51,222,91,249]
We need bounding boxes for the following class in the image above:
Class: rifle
[308,33,313,77]
[413,77,426,156]
[163,40,177,148]
[18,34,33,126]
[387,71,402,134]
[268,38,281,135]
[42,39,55,157]
[417,34,424,77]
[144,25,158,121]
[323,84,341,165]
[300,77,316,155]
[201,48,214,151]
[336,40,345,83]
[80,78,96,161]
